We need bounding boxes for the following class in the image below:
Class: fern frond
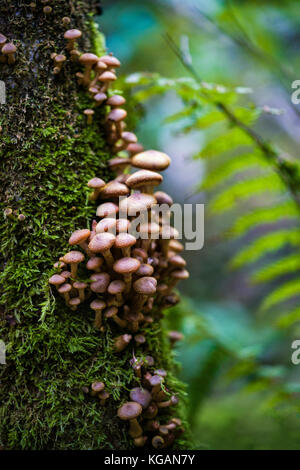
[230,229,300,269]
[276,306,300,328]
[261,278,300,312]
[209,173,284,213]
[195,127,253,160]
[251,254,300,284]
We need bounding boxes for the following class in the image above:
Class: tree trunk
[0,0,189,450]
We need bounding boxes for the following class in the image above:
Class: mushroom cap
[106,95,126,107]
[130,387,152,409]
[108,157,131,171]
[154,369,167,377]
[116,218,131,233]
[98,70,117,82]
[169,239,184,253]
[107,108,127,122]
[145,355,155,366]
[119,193,156,214]
[131,150,171,171]
[168,330,184,342]
[104,306,118,318]
[115,233,136,250]
[58,283,72,294]
[88,232,116,253]
[69,229,91,246]
[126,170,163,190]
[133,276,157,295]
[63,250,85,264]
[138,222,160,238]
[87,177,106,190]
[160,225,179,240]
[91,381,105,393]
[136,263,154,277]
[2,43,16,55]
[94,92,107,103]
[157,283,168,293]
[113,257,141,275]
[90,299,106,311]
[170,269,190,280]
[101,181,129,198]
[90,272,111,293]
[84,108,95,116]
[117,401,142,421]
[132,247,148,262]
[0,34,7,45]
[168,255,186,269]
[54,54,66,64]
[49,274,65,286]
[108,279,126,295]
[134,334,146,344]
[86,257,103,270]
[95,60,107,71]
[96,202,119,218]
[79,52,99,65]
[154,191,173,206]
[64,29,82,40]
[99,390,110,400]
[152,435,164,448]
[96,217,117,234]
[149,374,162,386]
[121,132,137,144]
[100,55,121,68]
[69,297,81,307]
[61,271,71,279]
[127,143,144,156]
[73,281,87,289]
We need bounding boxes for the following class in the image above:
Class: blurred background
[98,0,300,449]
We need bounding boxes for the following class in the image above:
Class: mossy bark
[0,0,190,450]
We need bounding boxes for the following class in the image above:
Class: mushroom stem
[129,418,143,439]
[94,308,103,329]
[103,249,114,268]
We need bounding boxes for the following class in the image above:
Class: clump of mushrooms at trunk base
[48,26,189,449]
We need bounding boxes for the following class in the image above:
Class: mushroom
[136,263,154,277]
[116,218,131,233]
[127,142,144,157]
[53,54,66,72]
[157,395,179,408]
[119,193,156,219]
[88,232,116,267]
[62,17,71,27]
[90,299,106,329]
[98,390,110,406]
[93,92,107,106]
[96,217,117,234]
[69,297,81,311]
[167,269,190,293]
[69,229,91,254]
[90,60,107,87]
[113,257,141,293]
[64,29,82,51]
[73,281,87,302]
[48,274,65,291]
[154,191,173,207]
[117,402,143,438]
[126,170,163,194]
[115,233,136,257]
[134,334,146,345]
[90,272,110,294]
[87,177,106,201]
[113,334,132,352]
[98,70,117,93]
[91,381,105,396]
[106,94,126,108]
[108,157,131,176]
[143,401,158,419]
[168,330,184,347]
[86,257,103,272]
[43,6,52,14]
[57,283,72,304]
[131,150,171,171]
[63,251,85,278]
[159,225,179,257]
[84,109,94,125]
[69,49,80,62]
[130,387,152,409]
[99,54,121,70]
[132,276,157,312]
[100,181,130,200]
[104,306,127,328]
[2,43,16,64]
[152,435,164,449]
[137,222,160,252]
[79,53,99,86]
[106,108,127,138]
[96,202,119,218]
[133,436,147,447]
[107,279,126,306]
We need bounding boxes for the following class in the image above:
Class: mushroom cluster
[48,29,189,449]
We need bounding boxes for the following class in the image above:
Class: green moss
[0,0,190,450]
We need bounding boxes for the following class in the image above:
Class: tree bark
[0,0,189,450]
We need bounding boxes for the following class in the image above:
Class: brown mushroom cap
[100,55,121,68]
[94,60,107,72]
[113,257,141,275]
[0,34,7,46]
[63,251,85,264]
[126,170,163,190]
[130,388,152,409]
[69,229,91,246]
[64,29,82,40]
[127,143,144,156]
[154,191,173,206]
[108,279,126,295]
[90,272,111,293]
[119,193,156,214]
[86,257,104,271]
[98,70,117,83]
[108,157,131,172]
[96,217,117,234]
[96,202,119,218]
[2,43,16,55]
[117,401,142,421]
[104,306,118,319]
[73,281,87,290]
[136,264,154,277]
[84,108,95,117]
[58,283,72,294]
[79,52,99,66]
[54,54,66,65]
[88,232,116,254]
[169,239,184,252]
[115,233,136,250]
[91,381,105,393]
[168,255,186,269]
[106,95,126,107]
[131,150,171,171]
[90,299,106,311]
[69,297,81,308]
[121,132,137,144]
[49,274,65,286]
[138,222,160,239]
[94,92,107,104]
[101,181,129,198]
[87,177,106,190]
[116,218,131,233]
[107,108,127,123]
[133,276,157,295]
[170,269,190,280]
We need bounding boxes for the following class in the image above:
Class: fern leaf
[261,278,300,312]
[230,228,300,269]
[252,253,300,284]
[195,127,253,160]
[276,306,300,328]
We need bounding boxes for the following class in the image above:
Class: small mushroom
[93,92,107,106]
[87,177,106,201]
[117,401,143,438]
[69,229,91,254]
[69,296,81,311]
[113,334,132,352]
[91,381,105,396]
[88,232,116,267]
[57,283,72,304]
[107,279,126,306]
[96,202,119,218]
[86,257,103,272]
[63,251,85,278]
[84,109,94,125]
[130,387,152,409]
[100,54,121,70]
[96,217,117,234]
[104,306,127,328]
[131,150,171,171]
[106,94,126,108]
[90,272,110,294]
[90,299,106,330]
[90,59,107,87]
[106,108,127,138]
[127,142,144,157]
[98,390,110,406]
[73,281,87,302]
[79,53,99,87]
[126,170,163,194]
[2,43,17,64]
[113,257,141,293]
[53,54,66,72]
[152,435,164,449]
[100,180,130,200]
[48,274,65,291]
[108,157,131,175]
[132,276,157,312]
[98,70,117,93]
[115,233,136,257]
[133,436,147,447]
[157,395,179,408]
[64,29,82,51]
